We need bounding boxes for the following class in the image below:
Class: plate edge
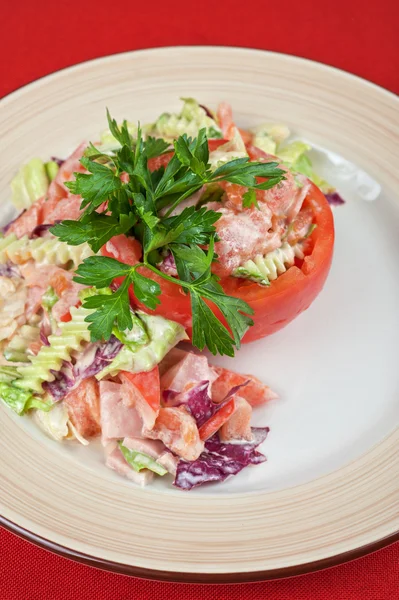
[1,515,398,583]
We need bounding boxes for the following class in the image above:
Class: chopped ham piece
[105,444,154,486]
[158,348,188,377]
[213,208,280,277]
[219,396,253,442]
[47,143,87,204]
[44,194,83,223]
[157,451,179,476]
[99,380,143,445]
[161,352,217,395]
[25,286,45,319]
[64,377,101,438]
[122,437,165,459]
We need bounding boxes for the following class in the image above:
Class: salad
[0,99,343,489]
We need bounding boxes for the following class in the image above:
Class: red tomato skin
[120,368,160,413]
[198,398,236,441]
[101,234,142,264]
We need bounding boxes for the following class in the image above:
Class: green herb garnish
[51,111,285,356]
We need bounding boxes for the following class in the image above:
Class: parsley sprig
[51,111,285,356]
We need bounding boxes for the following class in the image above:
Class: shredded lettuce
[276,142,334,193]
[149,98,222,142]
[0,366,20,384]
[34,401,69,441]
[10,158,50,210]
[0,382,51,415]
[97,312,187,379]
[45,161,60,182]
[119,442,167,476]
[42,287,59,311]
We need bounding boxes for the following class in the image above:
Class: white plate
[0,47,398,582]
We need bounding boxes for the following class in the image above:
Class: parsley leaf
[242,189,259,210]
[74,256,131,287]
[66,157,122,211]
[51,212,136,253]
[83,279,132,342]
[190,292,238,356]
[131,270,161,310]
[163,206,221,245]
[144,137,170,159]
[106,109,132,147]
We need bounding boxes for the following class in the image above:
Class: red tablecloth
[2,2,398,598]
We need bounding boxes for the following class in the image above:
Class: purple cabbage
[325,192,345,206]
[39,327,50,347]
[0,263,21,278]
[43,336,122,401]
[158,252,178,277]
[199,104,215,119]
[50,156,64,167]
[43,362,74,401]
[73,335,122,380]
[29,223,57,239]
[174,427,269,490]
[164,380,249,428]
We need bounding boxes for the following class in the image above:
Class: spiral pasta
[233,242,304,286]
[4,325,40,362]
[0,276,27,341]
[15,306,92,393]
[0,234,94,268]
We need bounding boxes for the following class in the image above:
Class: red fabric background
[1,1,398,598]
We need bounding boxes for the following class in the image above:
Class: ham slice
[47,143,87,204]
[122,437,165,459]
[219,396,253,442]
[105,443,154,486]
[158,348,188,377]
[157,451,179,476]
[161,352,217,395]
[99,380,143,445]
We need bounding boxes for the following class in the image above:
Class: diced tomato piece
[211,367,278,407]
[238,128,253,145]
[219,397,252,442]
[59,311,72,322]
[217,102,235,139]
[146,407,203,461]
[6,201,42,238]
[120,367,160,429]
[48,269,72,296]
[148,151,174,172]
[64,377,101,438]
[43,193,83,223]
[101,234,142,264]
[120,368,160,414]
[198,397,236,441]
[287,206,314,245]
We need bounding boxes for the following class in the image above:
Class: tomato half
[126,183,334,342]
[104,144,334,344]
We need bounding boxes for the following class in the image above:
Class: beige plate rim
[1,516,398,583]
[1,46,398,582]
